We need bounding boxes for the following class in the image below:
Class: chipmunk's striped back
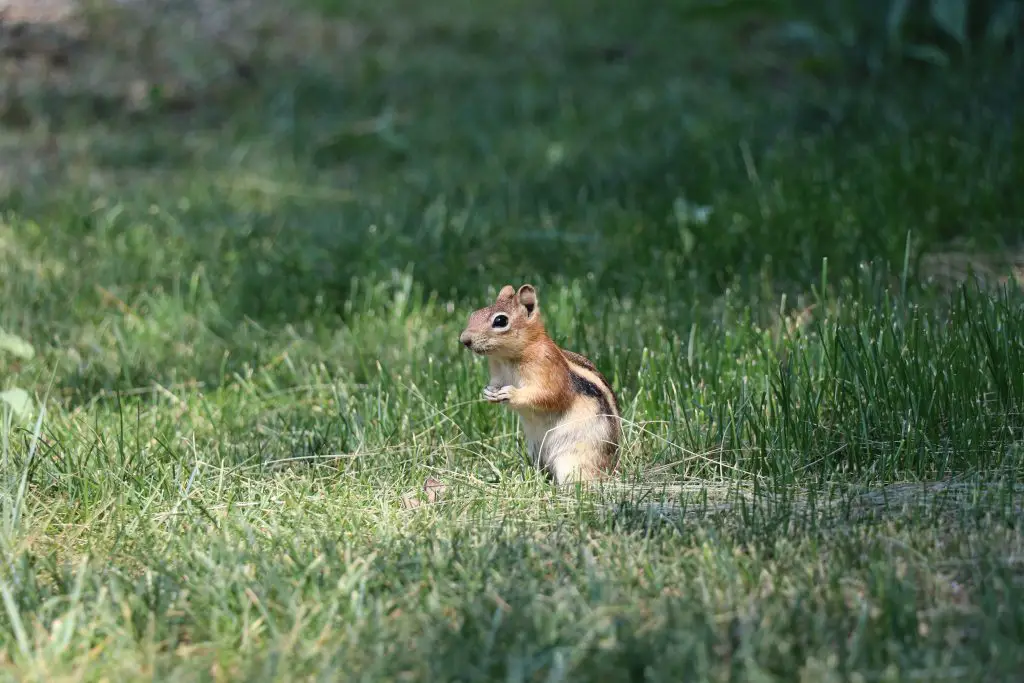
[561,349,621,465]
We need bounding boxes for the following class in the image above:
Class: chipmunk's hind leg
[547,453,602,486]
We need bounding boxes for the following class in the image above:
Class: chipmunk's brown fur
[459,284,620,484]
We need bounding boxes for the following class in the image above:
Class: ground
[1,0,1023,681]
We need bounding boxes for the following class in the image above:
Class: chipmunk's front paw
[483,385,514,403]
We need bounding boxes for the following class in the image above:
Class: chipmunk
[458,284,621,484]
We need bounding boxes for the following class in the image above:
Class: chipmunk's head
[459,284,544,359]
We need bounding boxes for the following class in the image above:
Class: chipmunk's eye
[491,314,509,329]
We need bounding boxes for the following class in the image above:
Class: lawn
[1,0,1023,680]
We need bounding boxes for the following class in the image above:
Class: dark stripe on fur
[561,349,598,373]
[567,364,621,470]
[563,350,620,413]
[569,371,615,420]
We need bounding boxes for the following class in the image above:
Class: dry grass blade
[423,476,447,504]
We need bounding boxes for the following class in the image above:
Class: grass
[1,0,1023,680]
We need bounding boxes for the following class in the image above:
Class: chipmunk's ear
[496,285,516,302]
[517,284,537,318]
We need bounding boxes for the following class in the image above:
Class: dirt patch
[0,0,365,196]
[919,244,1024,292]
[1,0,76,23]
[1,0,363,126]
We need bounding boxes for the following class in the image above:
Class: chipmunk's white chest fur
[487,358,612,483]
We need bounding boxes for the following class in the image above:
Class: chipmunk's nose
[459,331,473,348]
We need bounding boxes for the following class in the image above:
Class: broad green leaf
[985,2,1022,47]
[904,42,952,65]
[887,0,912,47]
[0,331,34,360]
[0,388,32,420]
[930,0,969,46]
[675,0,792,20]
[774,21,832,50]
